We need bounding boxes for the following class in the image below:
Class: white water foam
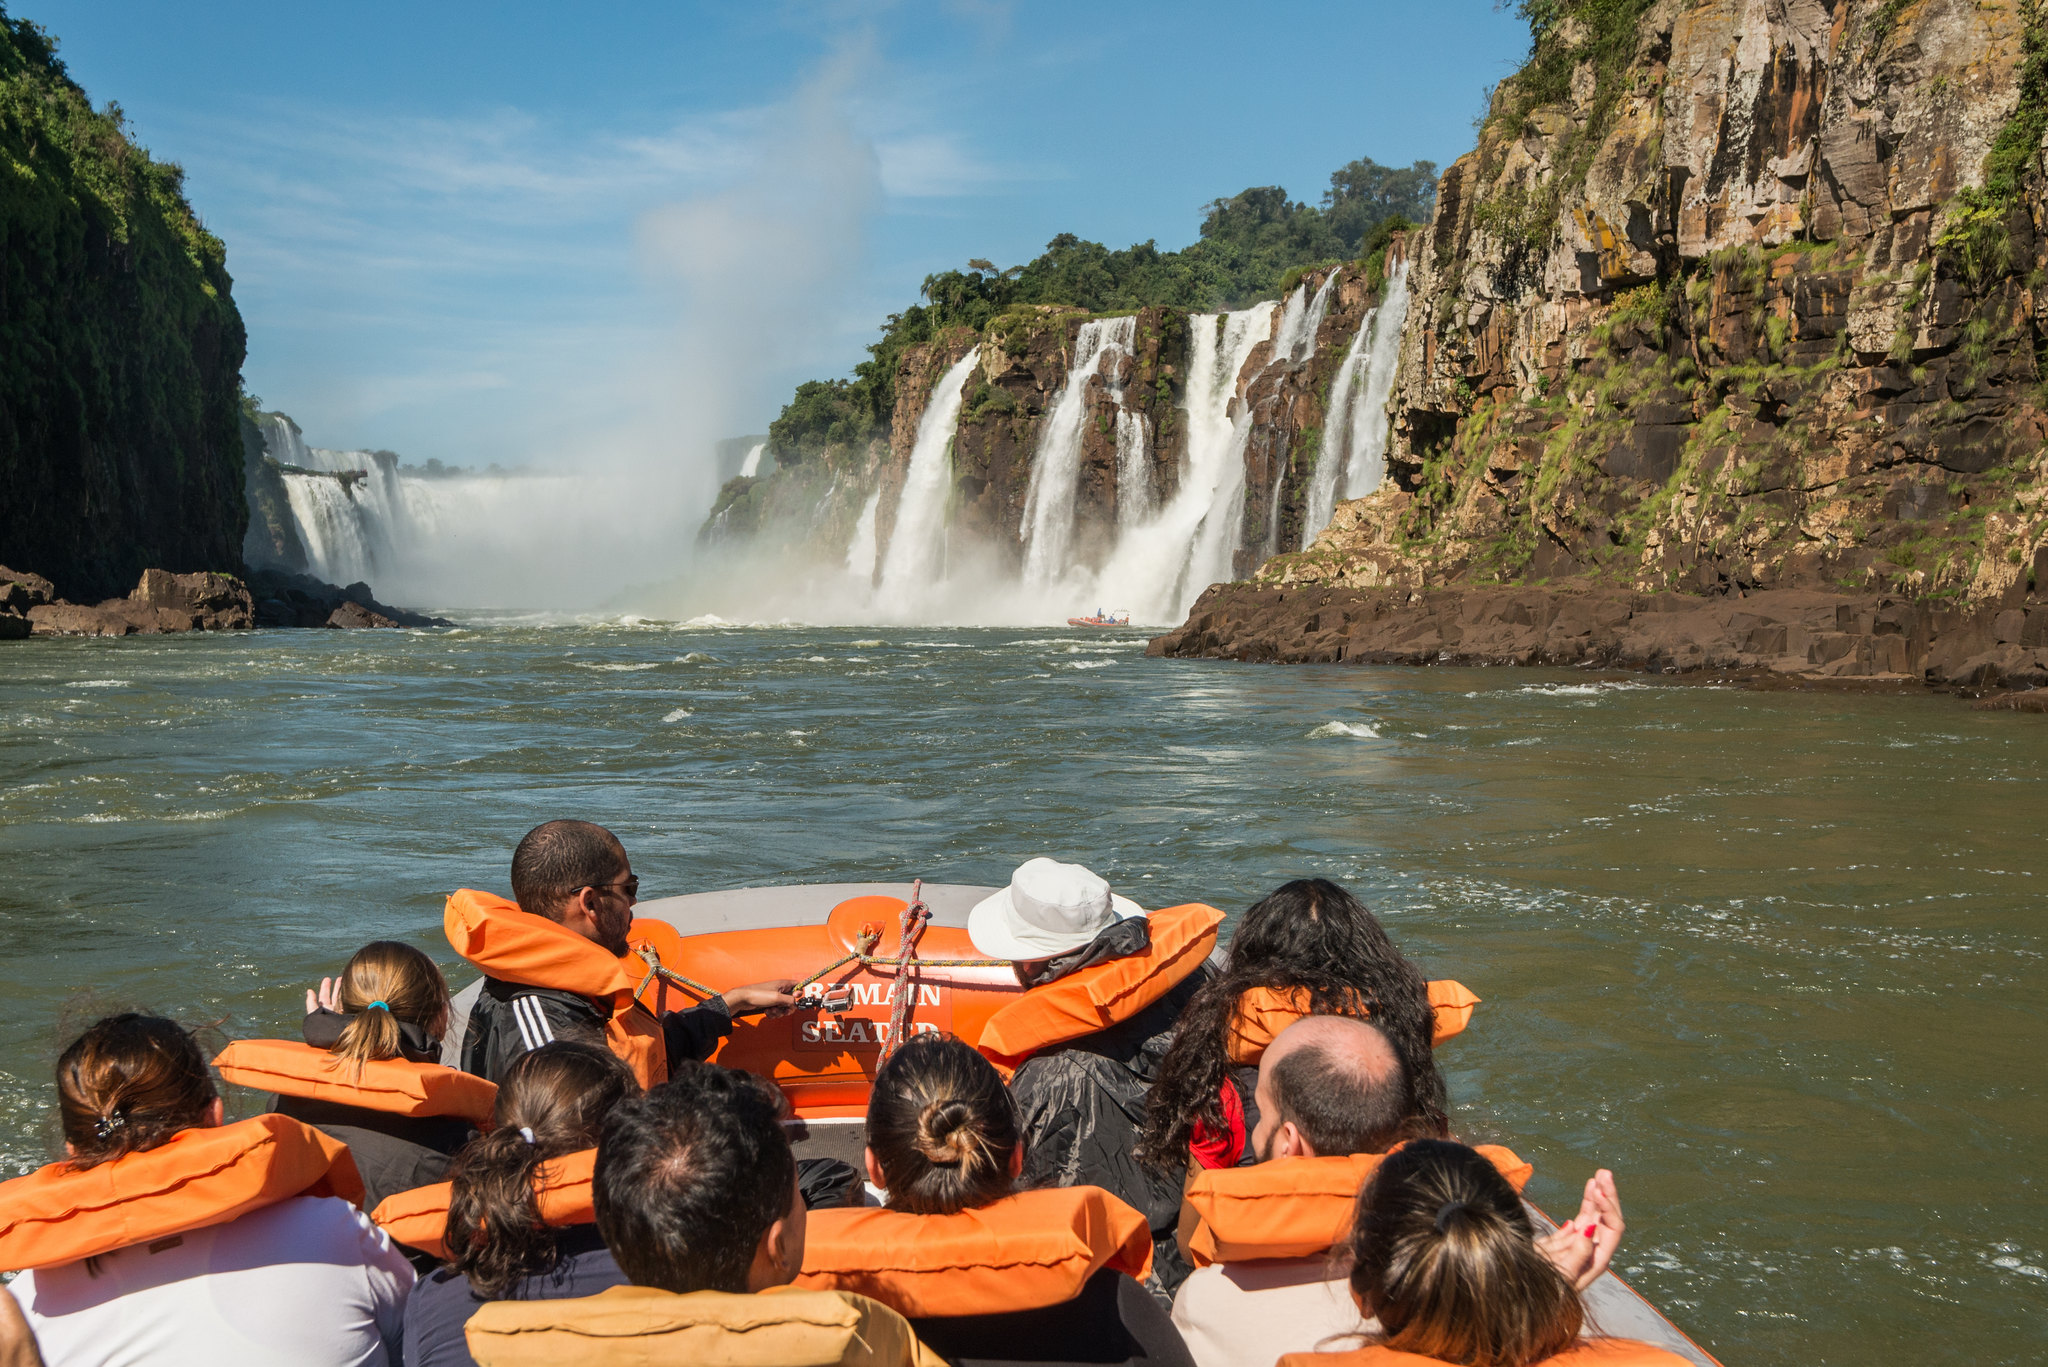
[1307,720,1381,739]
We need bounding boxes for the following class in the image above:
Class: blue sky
[27,0,1531,479]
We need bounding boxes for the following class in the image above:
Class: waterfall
[1020,317,1138,585]
[1092,304,1274,620]
[1299,269,1340,362]
[1300,260,1411,547]
[280,474,377,584]
[739,443,766,478]
[845,490,882,584]
[1114,408,1153,530]
[876,348,982,608]
[1267,284,1310,367]
[1342,261,1411,501]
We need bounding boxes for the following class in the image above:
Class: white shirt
[9,1195,414,1367]
[1171,1255,1371,1367]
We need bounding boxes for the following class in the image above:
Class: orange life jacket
[445,889,668,1088]
[795,1186,1152,1318]
[214,1039,498,1125]
[1224,982,1480,1066]
[1183,1145,1532,1266]
[1275,1340,1699,1367]
[371,1146,598,1261]
[975,904,1225,1076]
[0,1114,362,1272]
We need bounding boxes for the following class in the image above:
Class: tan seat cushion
[465,1284,945,1367]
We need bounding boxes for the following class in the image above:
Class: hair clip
[93,1112,127,1140]
[518,1126,535,1145]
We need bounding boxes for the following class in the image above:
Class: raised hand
[1536,1168,1623,1292]
[304,976,342,1016]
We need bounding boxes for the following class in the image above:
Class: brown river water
[0,621,2042,1364]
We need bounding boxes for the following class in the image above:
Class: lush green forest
[767,156,1437,464]
[0,5,248,598]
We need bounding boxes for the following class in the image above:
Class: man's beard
[597,903,634,956]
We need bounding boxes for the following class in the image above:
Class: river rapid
[0,622,2042,1365]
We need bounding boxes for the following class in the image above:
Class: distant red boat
[1066,610,1131,627]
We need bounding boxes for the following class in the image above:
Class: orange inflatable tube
[1225,981,1481,1065]
[371,1147,597,1262]
[796,1186,1152,1317]
[1182,1145,1532,1266]
[0,1115,362,1271]
[214,1039,497,1125]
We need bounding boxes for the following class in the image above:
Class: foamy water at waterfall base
[1,625,2043,1366]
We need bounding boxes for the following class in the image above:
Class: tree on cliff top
[0,5,249,599]
[765,154,1436,465]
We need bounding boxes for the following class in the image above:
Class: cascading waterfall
[1114,408,1153,530]
[1300,259,1411,548]
[845,490,882,584]
[1091,303,1274,620]
[875,348,982,610]
[1019,317,1138,585]
[1298,269,1340,362]
[739,443,766,477]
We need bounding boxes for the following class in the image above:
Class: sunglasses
[585,874,640,902]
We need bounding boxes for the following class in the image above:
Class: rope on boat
[879,881,930,1064]
[632,880,1018,1017]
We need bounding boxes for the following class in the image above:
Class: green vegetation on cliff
[766,155,1435,464]
[0,6,248,599]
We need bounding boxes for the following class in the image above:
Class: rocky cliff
[0,12,250,601]
[1259,0,2047,623]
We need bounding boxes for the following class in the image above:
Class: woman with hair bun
[401,1040,640,1367]
[795,1033,1196,1367]
[1278,1140,1685,1367]
[215,940,485,1214]
[3,1013,413,1367]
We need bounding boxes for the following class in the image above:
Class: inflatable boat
[446,881,1722,1367]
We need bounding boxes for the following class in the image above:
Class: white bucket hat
[968,857,1146,961]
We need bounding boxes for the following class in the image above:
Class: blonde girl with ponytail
[272,940,472,1215]
[304,940,452,1069]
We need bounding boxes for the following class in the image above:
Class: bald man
[1249,1014,1417,1163]
[1171,1016,1421,1367]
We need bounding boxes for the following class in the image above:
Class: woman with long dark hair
[1139,879,1448,1173]
[1277,1140,1680,1367]
[401,1040,639,1367]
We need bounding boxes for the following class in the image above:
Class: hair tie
[518,1127,535,1145]
[366,1001,390,1012]
[1434,1201,1467,1232]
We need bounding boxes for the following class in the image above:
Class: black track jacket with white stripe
[458,977,734,1085]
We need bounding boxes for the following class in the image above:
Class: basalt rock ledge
[1147,580,2048,693]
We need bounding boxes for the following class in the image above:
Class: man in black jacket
[456,820,795,1084]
